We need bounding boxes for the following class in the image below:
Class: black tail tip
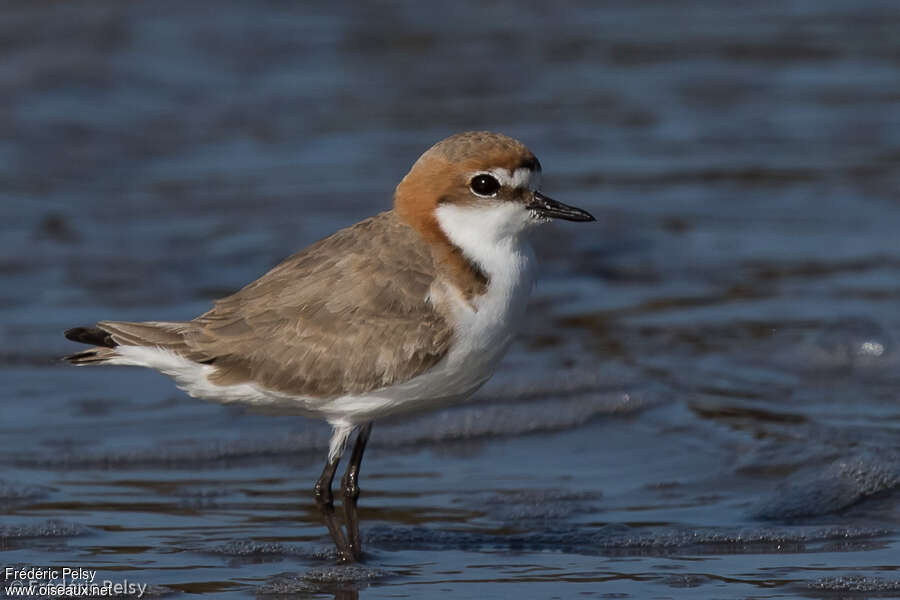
[64,326,116,347]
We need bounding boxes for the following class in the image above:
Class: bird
[63,131,595,562]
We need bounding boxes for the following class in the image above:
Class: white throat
[433,200,537,378]
[434,201,537,280]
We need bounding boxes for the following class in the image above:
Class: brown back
[98,211,453,398]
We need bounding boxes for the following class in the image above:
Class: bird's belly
[319,259,534,424]
[317,336,512,424]
[210,246,536,425]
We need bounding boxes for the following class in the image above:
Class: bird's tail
[63,321,195,365]
[63,326,118,364]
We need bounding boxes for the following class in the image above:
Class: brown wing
[161,210,451,398]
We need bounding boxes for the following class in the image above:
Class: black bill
[528,191,595,222]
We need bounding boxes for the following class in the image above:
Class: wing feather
[168,210,452,397]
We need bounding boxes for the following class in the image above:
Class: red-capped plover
[64,131,595,562]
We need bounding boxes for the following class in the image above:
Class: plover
[64,131,595,561]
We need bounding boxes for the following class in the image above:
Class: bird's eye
[469,174,501,197]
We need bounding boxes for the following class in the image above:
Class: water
[2,1,900,598]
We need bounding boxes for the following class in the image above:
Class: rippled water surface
[2,1,900,598]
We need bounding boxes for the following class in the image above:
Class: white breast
[314,201,538,424]
[432,201,538,384]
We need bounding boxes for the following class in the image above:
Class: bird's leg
[314,455,339,506]
[341,422,373,562]
[314,455,353,561]
[314,424,354,562]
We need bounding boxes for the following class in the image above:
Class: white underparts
[106,346,280,405]
[99,200,539,462]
